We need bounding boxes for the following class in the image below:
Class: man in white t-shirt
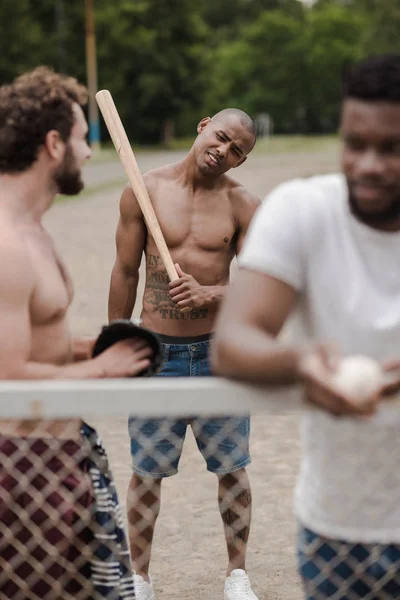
[212,54,400,599]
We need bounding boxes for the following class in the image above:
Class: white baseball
[331,355,383,404]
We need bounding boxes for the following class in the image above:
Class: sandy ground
[43,145,340,600]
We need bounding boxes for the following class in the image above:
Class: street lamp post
[85,0,101,152]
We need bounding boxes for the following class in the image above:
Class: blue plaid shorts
[298,525,400,600]
[129,336,251,478]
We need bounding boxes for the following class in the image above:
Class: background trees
[0,0,398,141]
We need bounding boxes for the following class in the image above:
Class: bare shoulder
[227,178,261,218]
[0,218,33,292]
[119,182,143,221]
[120,164,175,219]
[143,163,176,192]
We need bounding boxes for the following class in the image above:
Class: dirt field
[44,144,340,600]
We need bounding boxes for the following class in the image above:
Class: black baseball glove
[92,319,164,377]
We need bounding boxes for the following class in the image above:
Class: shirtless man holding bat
[108,109,260,600]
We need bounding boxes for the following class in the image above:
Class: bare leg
[127,472,162,581]
[218,468,252,575]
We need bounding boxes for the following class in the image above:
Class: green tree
[204,4,367,133]
[355,0,400,54]
[0,0,385,140]
[0,0,45,84]
[202,0,304,39]
[0,0,208,143]
[302,3,367,131]
[0,1,87,84]
[95,0,208,143]
[314,0,400,54]
[204,11,306,132]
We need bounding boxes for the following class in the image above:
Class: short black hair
[342,54,400,102]
[212,108,256,142]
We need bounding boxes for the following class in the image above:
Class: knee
[218,468,250,489]
[129,472,163,491]
[218,470,252,506]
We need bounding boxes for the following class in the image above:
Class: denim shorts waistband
[156,332,213,345]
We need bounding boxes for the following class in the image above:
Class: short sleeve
[238,180,307,291]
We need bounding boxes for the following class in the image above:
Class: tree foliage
[0,0,398,140]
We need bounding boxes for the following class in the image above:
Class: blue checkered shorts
[298,525,400,600]
[129,337,251,478]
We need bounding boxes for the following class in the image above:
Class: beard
[54,143,84,196]
[348,186,400,228]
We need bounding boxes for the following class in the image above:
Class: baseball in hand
[331,355,383,404]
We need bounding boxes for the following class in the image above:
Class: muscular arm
[108,185,147,321]
[213,266,380,417]
[212,269,302,384]
[70,337,95,362]
[198,285,226,306]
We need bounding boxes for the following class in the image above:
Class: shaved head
[212,108,256,144]
[193,107,256,175]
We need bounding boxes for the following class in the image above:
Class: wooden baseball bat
[96,90,191,312]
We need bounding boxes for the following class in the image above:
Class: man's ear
[44,130,65,161]
[197,117,211,135]
[234,155,247,168]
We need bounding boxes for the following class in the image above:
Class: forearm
[212,324,302,385]
[108,265,139,322]
[2,357,106,380]
[71,337,95,362]
[202,285,227,306]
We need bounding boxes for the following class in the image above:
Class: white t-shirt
[239,173,400,543]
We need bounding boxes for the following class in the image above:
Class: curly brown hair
[0,66,88,174]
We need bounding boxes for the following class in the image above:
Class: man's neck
[0,167,56,222]
[175,152,222,191]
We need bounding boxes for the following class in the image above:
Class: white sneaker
[224,569,259,600]
[133,572,155,600]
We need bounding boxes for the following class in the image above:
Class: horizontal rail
[0,378,303,418]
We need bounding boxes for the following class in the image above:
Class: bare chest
[27,237,73,326]
[150,188,237,252]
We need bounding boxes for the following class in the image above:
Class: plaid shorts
[129,336,251,478]
[298,525,400,600]
[0,423,135,600]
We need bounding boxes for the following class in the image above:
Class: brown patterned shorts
[0,435,95,600]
